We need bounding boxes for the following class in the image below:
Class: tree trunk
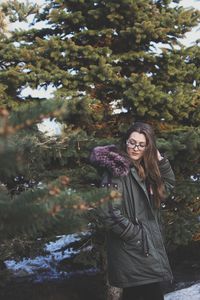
[106,283,122,300]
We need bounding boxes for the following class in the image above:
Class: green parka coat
[91,145,175,288]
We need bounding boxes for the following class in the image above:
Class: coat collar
[130,168,157,216]
[130,168,150,204]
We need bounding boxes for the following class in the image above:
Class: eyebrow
[129,139,146,144]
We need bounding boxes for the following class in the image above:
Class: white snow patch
[4,233,84,280]
[164,283,200,300]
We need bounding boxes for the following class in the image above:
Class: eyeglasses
[126,139,146,151]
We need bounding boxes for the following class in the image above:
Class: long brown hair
[122,122,165,208]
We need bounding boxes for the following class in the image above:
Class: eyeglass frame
[126,139,146,151]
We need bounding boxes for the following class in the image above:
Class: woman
[90,122,175,300]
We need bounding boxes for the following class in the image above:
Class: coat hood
[90,144,131,177]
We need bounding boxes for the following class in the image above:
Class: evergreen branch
[0,177,120,241]
[0,106,66,136]
[1,0,39,23]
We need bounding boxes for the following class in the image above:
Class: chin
[131,155,141,161]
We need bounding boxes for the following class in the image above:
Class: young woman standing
[90,122,175,300]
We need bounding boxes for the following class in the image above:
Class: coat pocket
[122,224,142,250]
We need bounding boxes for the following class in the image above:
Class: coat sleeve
[94,174,141,241]
[158,157,175,195]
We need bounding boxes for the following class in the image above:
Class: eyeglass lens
[126,140,146,150]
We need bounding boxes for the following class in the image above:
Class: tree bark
[107,283,122,300]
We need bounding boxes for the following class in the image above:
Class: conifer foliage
[0,0,199,265]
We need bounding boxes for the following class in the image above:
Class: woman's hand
[157,150,163,161]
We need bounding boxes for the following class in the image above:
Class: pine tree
[0,0,200,297]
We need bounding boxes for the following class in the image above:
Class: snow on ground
[5,233,94,281]
[4,233,200,299]
[164,283,200,300]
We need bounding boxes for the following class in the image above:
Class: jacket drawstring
[142,226,149,257]
[137,219,149,257]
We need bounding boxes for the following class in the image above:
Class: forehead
[128,132,146,143]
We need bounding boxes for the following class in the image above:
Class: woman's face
[126,131,147,161]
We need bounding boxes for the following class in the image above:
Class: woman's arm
[157,151,175,195]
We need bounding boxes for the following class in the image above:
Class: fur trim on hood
[90,144,131,177]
